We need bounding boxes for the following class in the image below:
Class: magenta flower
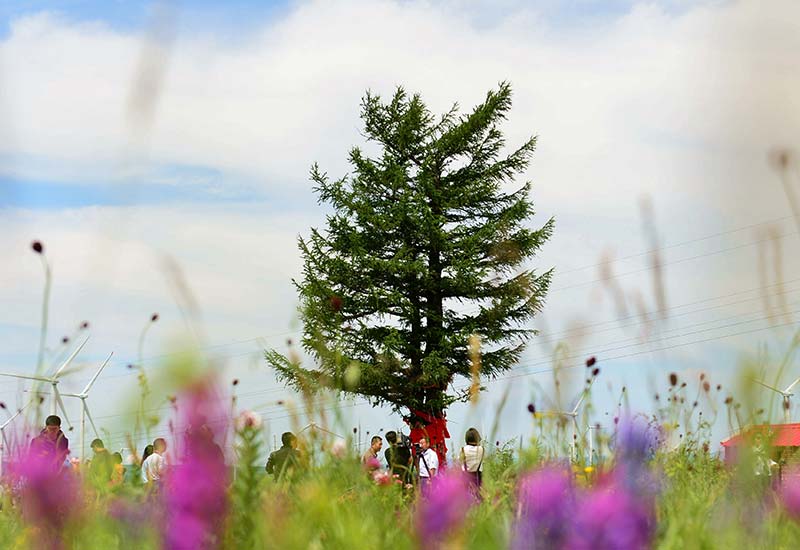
[163,379,229,550]
[566,483,655,550]
[9,448,82,549]
[780,477,800,519]
[511,465,574,550]
[415,471,475,548]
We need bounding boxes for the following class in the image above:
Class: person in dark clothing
[29,415,69,471]
[384,431,413,484]
[265,432,301,480]
[89,438,114,486]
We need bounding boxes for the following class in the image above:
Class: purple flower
[163,379,229,550]
[567,483,655,550]
[511,466,574,550]
[9,448,82,549]
[415,471,475,547]
[780,477,800,519]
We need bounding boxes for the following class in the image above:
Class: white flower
[235,410,262,431]
[330,439,347,459]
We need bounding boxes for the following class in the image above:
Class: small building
[721,423,800,479]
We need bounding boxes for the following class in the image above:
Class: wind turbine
[59,352,113,461]
[536,375,598,461]
[0,336,89,423]
[751,375,800,423]
[0,402,31,477]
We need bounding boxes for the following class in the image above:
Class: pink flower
[9,448,82,549]
[330,439,347,459]
[373,470,392,485]
[780,477,800,519]
[163,379,229,550]
[415,471,475,548]
[235,410,262,431]
[364,457,381,471]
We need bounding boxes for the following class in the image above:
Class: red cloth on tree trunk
[408,410,449,466]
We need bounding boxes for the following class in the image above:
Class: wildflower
[330,439,347,459]
[592,367,600,377]
[585,356,597,367]
[151,313,160,322]
[669,373,678,386]
[235,410,262,431]
[567,483,655,550]
[511,466,574,550]
[80,321,90,329]
[584,466,594,474]
[0,402,5,410]
[372,470,392,486]
[163,380,229,550]
[781,478,800,519]
[31,240,43,254]
[61,336,69,344]
[10,448,82,548]
[703,381,710,392]
[527,403,536,414]
[232,379,239,386]
[415,472,475,547]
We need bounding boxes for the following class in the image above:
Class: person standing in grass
[385,431,413,485]
[88,438,114,486]
[362,435,383,466]
[29,415,69,472]
[266,432,301,480]
[141,438,167,487]
[417,436,438,492]
[460,427,484,498]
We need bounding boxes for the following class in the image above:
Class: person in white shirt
[460,427,484,498]
[141,437,167,487]
[417,436,438,491]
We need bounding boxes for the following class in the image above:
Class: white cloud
[1,0,800,450]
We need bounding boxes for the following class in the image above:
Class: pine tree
[267,82,553,420]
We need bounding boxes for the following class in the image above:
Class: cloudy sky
[1,0,799,460]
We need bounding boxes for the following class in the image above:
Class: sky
[1,0,799,462]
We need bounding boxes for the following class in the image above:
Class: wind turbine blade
[53,336,90,379]
[785,376,800,394]
[83,402,99,439]
[82,352,113,395]
[0,372,50,383]
[0,401,30,430]
[55,390,72,429]
[751,378,785,395]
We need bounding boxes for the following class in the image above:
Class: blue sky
[0,0,798,460]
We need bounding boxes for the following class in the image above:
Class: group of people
[27,414,167,489]
[359,427,484,493]
[29,415,486,496]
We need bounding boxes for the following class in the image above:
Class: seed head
[724,396,733,405]
[527,403,536,414]
[80,321,90,329]
[0,402,5,409]
[150,313,159,322]
[669,373,678,386]
[232,379,239,386]
[31,241,43,254]
[61,336,69,344]
[716,384,721,391]
[585,356,597,368]
[592,367,600,377]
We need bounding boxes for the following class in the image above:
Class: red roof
[722,423,800,448]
